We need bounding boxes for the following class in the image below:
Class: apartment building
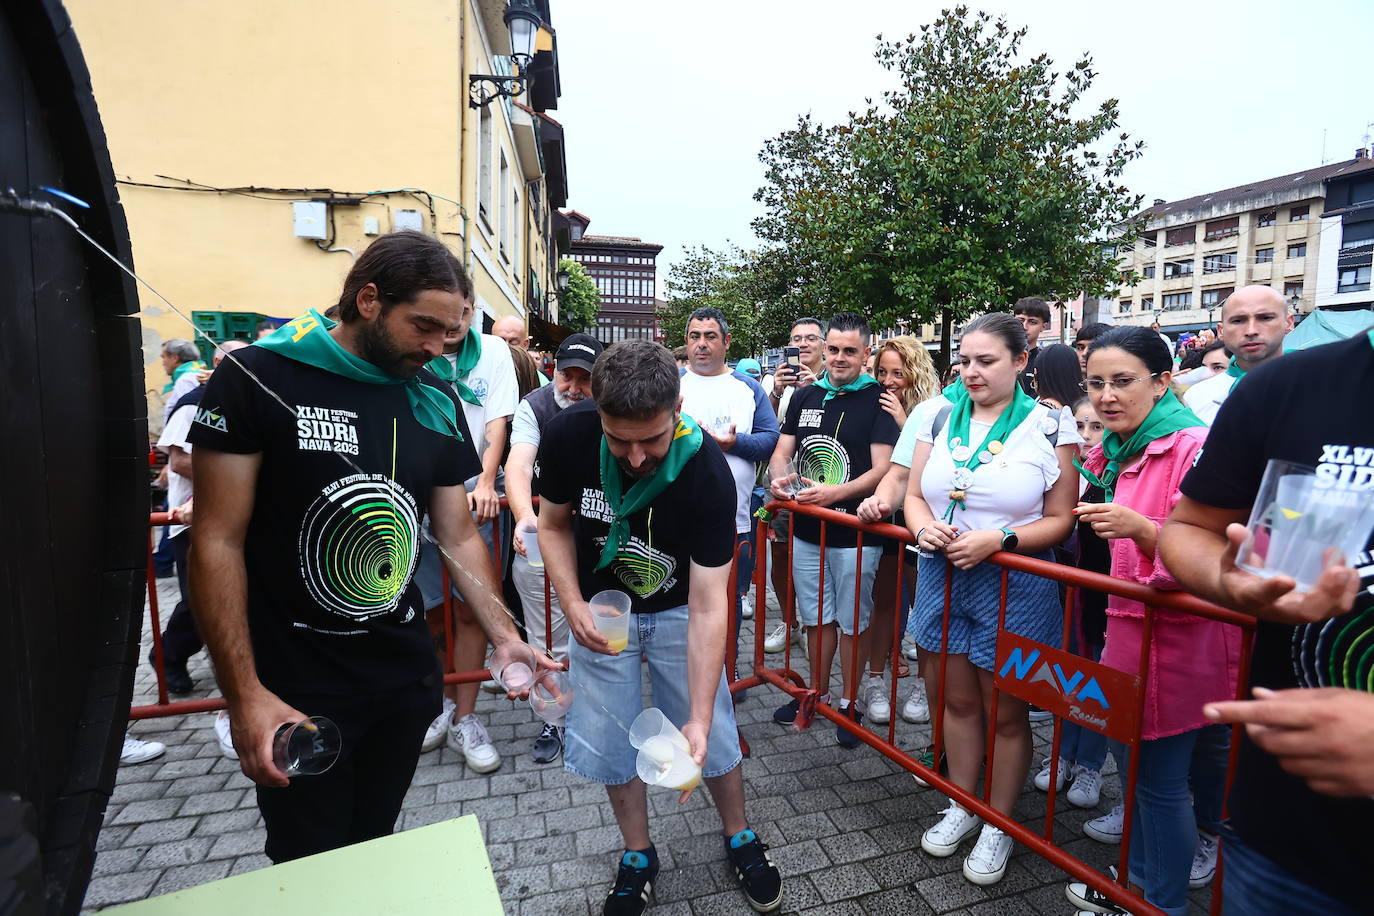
[1316,154,1374,311]
[1112,155,1374,331]
[563,211,664,344]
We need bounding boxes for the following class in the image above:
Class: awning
[528,312,575,351]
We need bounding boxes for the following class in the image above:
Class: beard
[357,316,427,379]
[617,456,660,479]
[553,386,587,410]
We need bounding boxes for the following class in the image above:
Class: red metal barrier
[739,499,1254,916]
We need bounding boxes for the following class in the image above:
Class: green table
[105,815,502,914]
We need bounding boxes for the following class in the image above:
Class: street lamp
[469,0,542,108]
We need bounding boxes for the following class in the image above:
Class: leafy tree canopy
[558,257,599,334]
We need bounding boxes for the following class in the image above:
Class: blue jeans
[1221,828,1361,915]
[1124,729,1201,916]
[1190,724,1229,834]
[564,604,743,785]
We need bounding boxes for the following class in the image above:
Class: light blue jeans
[791,537,882,635]
[563,604,742,785]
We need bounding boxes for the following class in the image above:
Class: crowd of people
[130,230,1371,916]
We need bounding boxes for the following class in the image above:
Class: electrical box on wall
[363,216,381,235]
[292,201,328,239]
[393,209,424,233]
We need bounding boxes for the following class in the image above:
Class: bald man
[491,315,528,349]
[1183,285,1294,425]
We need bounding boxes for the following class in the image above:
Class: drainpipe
[458,0,473,275]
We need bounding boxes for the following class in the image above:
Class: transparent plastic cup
[272,716,341,777]
[629,708,701,791]
[528,669,574,724]
[489,641,539,694]
[589,589,632,653]
[519,518,543,568]
[781,457,810,498]
[1237,459,1374,591]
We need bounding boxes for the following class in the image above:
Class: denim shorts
[564,604,743,785]
[791,538,883,635]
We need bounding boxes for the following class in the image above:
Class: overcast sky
[553,0,1373,291]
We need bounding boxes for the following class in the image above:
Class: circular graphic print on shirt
[299,473,420,621]
[608,536,678,598]
[799,434,851,487]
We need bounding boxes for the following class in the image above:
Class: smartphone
[784,346,800,367]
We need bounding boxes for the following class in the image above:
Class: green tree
[753,6,1145,367]
[660,245,788,360]
[558,257,599,333]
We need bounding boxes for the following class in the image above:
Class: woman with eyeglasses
[1065,326,1242,916]
[1029,343,1084,410]
[903,313,1081,886]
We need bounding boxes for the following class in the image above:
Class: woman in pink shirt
[1065,326,1242,916]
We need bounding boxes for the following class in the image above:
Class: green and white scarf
[813,371,879,403]
[425,328,483,406]
[1075,389,1201,501]
[162,358,205,394]
[941,381,1039,521]
[595,413,703,572]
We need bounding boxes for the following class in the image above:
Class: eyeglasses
[790,334,821,344]
[1079,373,1161,392]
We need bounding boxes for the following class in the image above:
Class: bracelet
[914,526,928,548]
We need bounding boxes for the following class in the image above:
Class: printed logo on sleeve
[297,406,360,455]
[193,407,228,433]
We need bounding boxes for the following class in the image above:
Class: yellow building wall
[66,0,553,414]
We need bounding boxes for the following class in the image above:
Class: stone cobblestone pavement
[86,576,1214,915]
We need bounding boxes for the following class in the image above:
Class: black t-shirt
[781,383,900,548]
[1020,346,1040,396]
[535,401,736,613]
[186,347,479,695]
[1179,332,1374,906]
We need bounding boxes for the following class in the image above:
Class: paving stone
[653,863,717,903]
[517,886,591,916]
[574,824,624,858]
[81,869,162,908]
[819,830,883,865]
[126,818,199,846]
[827,803,887,833]
[544,804,601,834]
[788,786,842,814]
[494,863,552,898]
[798,899,865,916]
[833,778,891,805]
[150,756,217,781]
[160,773,230,798]
[90,847,147,877]
[95,825,135,851]
[793,765,848,789]
[139,837,214,869]
[768,839,829,875]
[229,853,272,876]
[110,781,169,804]
[774,811,838,844]
[516,786,570,815]
[812,862,882,902]
[206,830,265,860]
[401,783,437,808]
[193,808,260,836]
[434,776,491,802]
[913,870,991,912]
[549,855,611,890]
[741,794,795,823]
[110,798,186,824]
[863,849,933,890]
[150,860,232,896]
[403,801,465,830]
[490,771,542,795]
[854,887,938,915]
[176,788,243,816]
[661,831,727,868]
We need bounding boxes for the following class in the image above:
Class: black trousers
[256,673,441,863]
[158,531,203,673]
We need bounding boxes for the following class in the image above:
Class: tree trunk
[939,307,954,373]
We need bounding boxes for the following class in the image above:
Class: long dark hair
[1086,326,1173,376]
[1033,344,1084,407]
[335,231,472,321]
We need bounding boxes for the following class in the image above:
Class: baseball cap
[555,333,603,374]
[735,358,762,379]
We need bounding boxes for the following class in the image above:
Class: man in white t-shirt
[416,298,519,773]
[679,309,779,640]
[1183,285,1293,425]
[506,333,604,763]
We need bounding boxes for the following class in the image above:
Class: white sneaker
[1189,830,1219,888]
[1084,804,1124,844]
[962,824,1013,885]
[861,677,890,725]
[421,697,456,752]
[740,602,753,620]
[480,678,503,694]
[214,711,238,760]
[920,804,981,857]
[899,681,929,724]
[449,713,501,773]
[901,635,919,661]
[1066,766,1102,808]
[763,623,801,654]
[1033,756,1070,792]
[120,735,165,765]
[1066,879,1133,914]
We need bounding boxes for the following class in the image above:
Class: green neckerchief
[256,309,464,441]
[941,382,1039,521]
[813,371,879,403]
[162,358,205,393]
[1075,389,1201,501]
[1225,356,1246,392]
[425,329,483,406]
[594,413,704,572]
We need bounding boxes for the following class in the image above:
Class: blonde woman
[858,337,940,723]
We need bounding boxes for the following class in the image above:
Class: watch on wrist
[999,527,1019,552]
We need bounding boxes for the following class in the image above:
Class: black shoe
[531,723,563,764]
[603,849,657,916]
[837,706,863,748]
[724,829,783,912]
[165,669,193,696]
[912,745,949,787]
[772,698,800,725]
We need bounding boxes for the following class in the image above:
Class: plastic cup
[528,669,574,724]
[589,589,632,653]
[1237,459,1374,591]
[629,708,701,791]
[272,716,341,777]
[520,518,543,568]
[489,641,539,694]
[782,456,809,498]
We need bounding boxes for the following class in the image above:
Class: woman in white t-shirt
[903,313,1080,886]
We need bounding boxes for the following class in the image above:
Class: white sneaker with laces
[421,696,456,752]
[449,713,501,773]
[763,623,789,653]
[901,634,919,661]
[861,677,890,724]
[1066,878,1133,914]
[1066,765,1102,808]
[920,804,981,856]
[214,711,239,760]
[1189,830,1219,888]
[120,735,165,765]
[962,824,1013,885]
[1033,755,1070,792]
[899,681,929,724]
[740,602,753,620]
[1083,804,1124,844]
